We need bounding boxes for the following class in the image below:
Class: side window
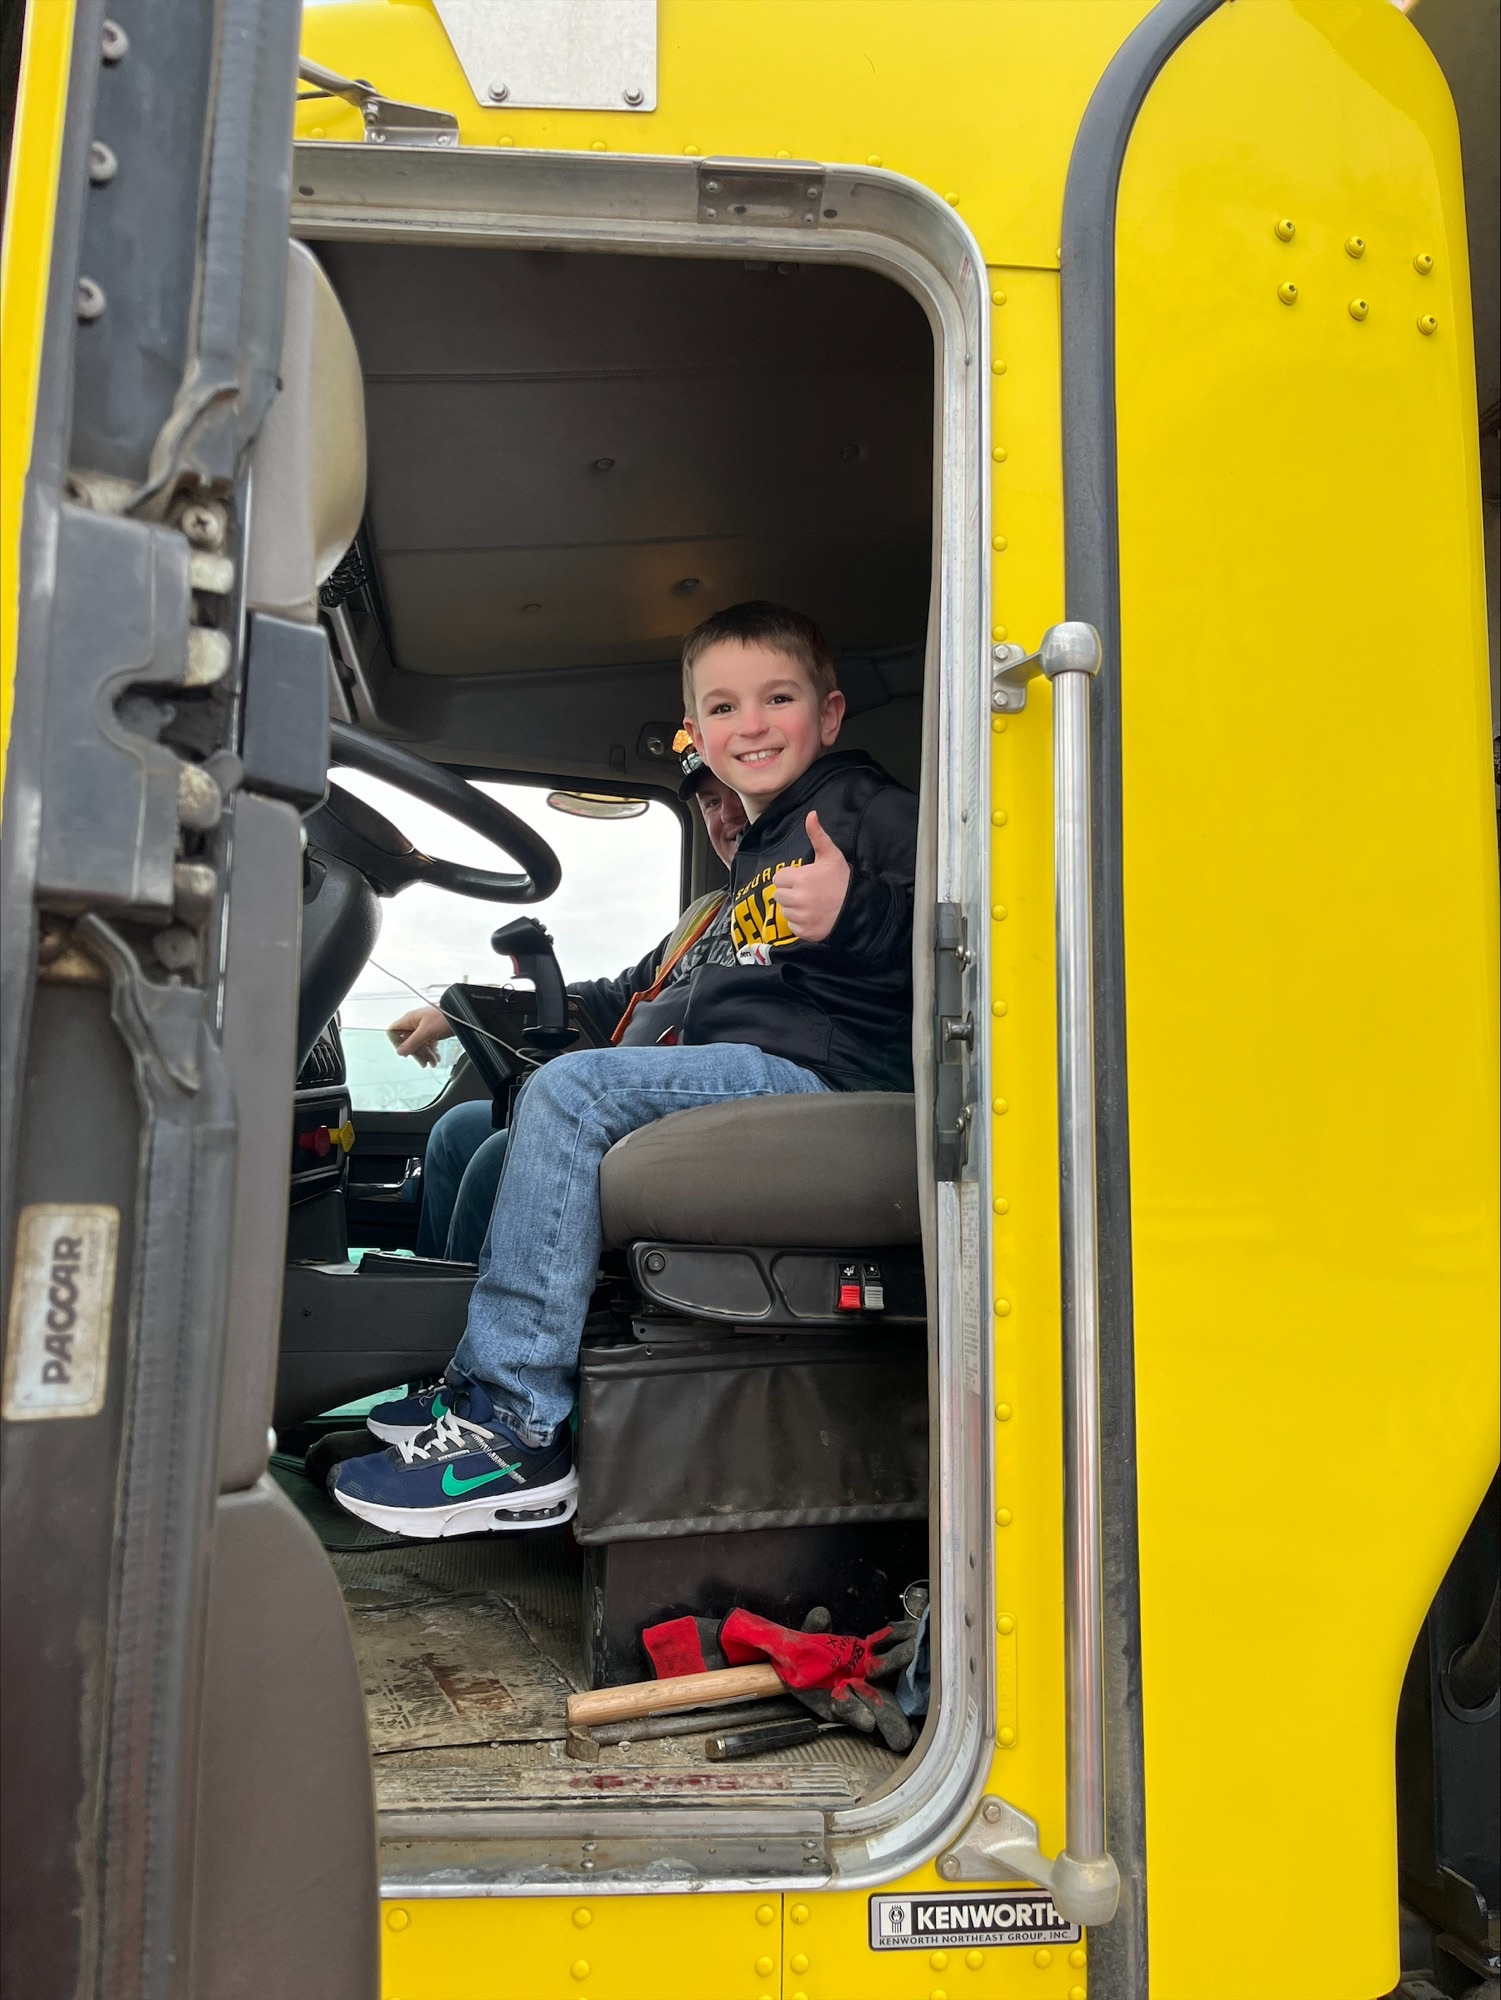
[329,772,685,1111]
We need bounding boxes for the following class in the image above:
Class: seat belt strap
[610,893,724,1045]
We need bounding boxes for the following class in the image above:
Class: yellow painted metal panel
[298,0,1149,268]
[778,1886,1089,1999]
[0,0,77,788]
[986,265,1068,1844]
[380,1887,1093,1999]
[1115,5,1498,1997]
[380,1891,783,2000]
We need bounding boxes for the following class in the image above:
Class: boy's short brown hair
[681,601,838,715]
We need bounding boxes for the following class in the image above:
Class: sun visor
[246,240,367,622]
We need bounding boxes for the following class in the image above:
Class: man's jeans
[452,1043,829,1442]
[416,1099,509,1264]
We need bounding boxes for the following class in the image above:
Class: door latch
[935,903,975,1181]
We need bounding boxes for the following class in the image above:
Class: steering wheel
[296,723,563,1067]
[307,721,562,902]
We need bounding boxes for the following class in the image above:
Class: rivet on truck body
[622,86,644,105]
[488,82,509,101]
[1275,217,1296,241]
[991,904,1007,921]
[867,153,883,165]
[992,359,1006,374]
[991,810,1008,827]
[790,1953,809,1973]
[992,288,1007,306]
[572,1907,592,1927]
[992,1098,1008,1115]
[992,446,1008,462]
[1344,236,1365,258]
[1414,252,1434,274]
[994,1196,1009,1213]
[1348,298,1369,321]
[996,1403,1012,1421]
[790,1903,810,1924]
[994,1299,1011,1318]
[992,535,1008,552]
[1070,1948,1088,1968]
[930,1950,949,1969]
[945,192,960,205]
[571,1960,590,1980]
[755,1904,775,1925]
[992,623,1008,641]
[996,1507,1013,1524]
[386,1907,410,1931]
[998,1614,1015,1634]
[1278,282,1298,305]
[992,717,1006,733]
[1418,315,1438,335]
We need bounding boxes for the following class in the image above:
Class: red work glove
[721,1606,918,1753]
[641,1606,919,1754]
[640,1615,726,1679]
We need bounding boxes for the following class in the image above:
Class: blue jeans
[452,1043,830,1442]
[416,1099,510,1264]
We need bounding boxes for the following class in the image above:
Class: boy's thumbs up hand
[772,811,851,944]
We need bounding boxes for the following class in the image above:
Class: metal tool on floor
[705,1717,844,1760]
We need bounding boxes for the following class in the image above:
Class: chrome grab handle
[355,1157,423,1202]
[1045,624,1118,1914]
[940,623,1119,1926]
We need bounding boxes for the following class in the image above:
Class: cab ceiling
[318,240,932,671]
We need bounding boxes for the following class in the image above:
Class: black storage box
[576,1324,928,1685]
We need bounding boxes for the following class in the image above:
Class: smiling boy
[332,601,917,1537]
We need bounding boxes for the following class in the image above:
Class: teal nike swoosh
[441,1461,520,1497]
[431,1392,447,1419]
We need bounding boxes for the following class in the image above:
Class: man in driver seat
[332,602,918,1536]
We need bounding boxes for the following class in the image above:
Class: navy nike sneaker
[330,1380,576,1539]
[365,1379,452,1446]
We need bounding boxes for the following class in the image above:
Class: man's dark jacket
[680,749,917,1093]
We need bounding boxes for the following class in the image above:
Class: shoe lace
[397,1408,490,1465]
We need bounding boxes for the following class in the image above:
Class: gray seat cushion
[599,1093,920,1249]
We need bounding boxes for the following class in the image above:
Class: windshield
[329,771,684,1109]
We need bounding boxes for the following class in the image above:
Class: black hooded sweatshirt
[679,749,918,1092]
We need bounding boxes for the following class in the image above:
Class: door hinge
[698,161,826,227]
[935,902,975,1182]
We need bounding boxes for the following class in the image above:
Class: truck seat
[598,1092,921,1249]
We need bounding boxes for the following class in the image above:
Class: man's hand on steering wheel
[388,1005,453,1068]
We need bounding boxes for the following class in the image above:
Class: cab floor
[272,1458,902,1810]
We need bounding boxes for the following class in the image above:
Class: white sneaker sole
[331,1469,579,1539]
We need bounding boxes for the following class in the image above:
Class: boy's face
[685,640,845,819]
[694,777,748,867]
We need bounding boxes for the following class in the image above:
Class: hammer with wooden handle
[566,1663,784,1728]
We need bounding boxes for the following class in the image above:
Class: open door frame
[0,5,378,1997]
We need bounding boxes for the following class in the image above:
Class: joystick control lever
[490,917,577,1051]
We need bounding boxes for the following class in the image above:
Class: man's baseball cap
[674,727,712,801]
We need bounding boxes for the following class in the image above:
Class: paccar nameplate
[869,1892,1081,1950]
[3,1206,118,1421]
